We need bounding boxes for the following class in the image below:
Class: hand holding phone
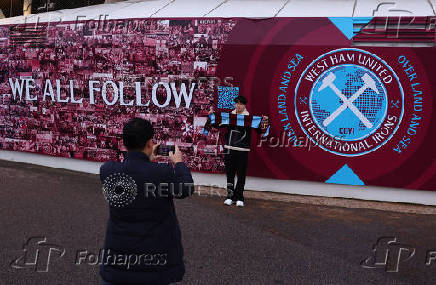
[208,106,214,115]
[168,145,183,164]
[157,145,176,157]
[150,143,161,161]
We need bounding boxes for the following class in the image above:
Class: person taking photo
[99,118,194,285]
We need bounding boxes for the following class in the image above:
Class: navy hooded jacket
[99,151,194,284]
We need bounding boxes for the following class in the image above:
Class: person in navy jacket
[99,118,194,285]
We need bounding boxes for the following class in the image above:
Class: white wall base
[1,150,435,206]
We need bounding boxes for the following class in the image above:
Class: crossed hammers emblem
[318,72,379,129]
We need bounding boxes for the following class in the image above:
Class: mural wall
[0,17,434,190]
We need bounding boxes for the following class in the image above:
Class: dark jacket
[223,124,252,151]
[99,151,194,285]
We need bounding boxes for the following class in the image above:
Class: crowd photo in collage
[0,18,238,173]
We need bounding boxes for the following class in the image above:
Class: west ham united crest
[295,48,404,156]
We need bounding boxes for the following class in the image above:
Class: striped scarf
[203,112,270,137]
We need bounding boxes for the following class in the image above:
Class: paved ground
[1,160,436,285]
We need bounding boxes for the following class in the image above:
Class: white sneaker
[224,199,233,206]
[236,201,245,207]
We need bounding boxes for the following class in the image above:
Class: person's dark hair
[234,95,247,105]
[123,118,154,151]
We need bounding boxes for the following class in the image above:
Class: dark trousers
[224,149,249,202]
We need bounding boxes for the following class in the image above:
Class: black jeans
[224,149,249,202]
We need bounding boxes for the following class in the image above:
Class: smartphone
[157,145,176,156]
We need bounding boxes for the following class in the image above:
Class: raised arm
[168,145,194,199]
[256,115,269,134]
[208,107,232,129]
